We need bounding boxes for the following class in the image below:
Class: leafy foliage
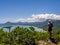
[0,26,60,45]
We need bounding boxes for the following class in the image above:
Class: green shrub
[0,27,60,45]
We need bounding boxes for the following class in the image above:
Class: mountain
[0,20,60,31]
[40,20,60,31]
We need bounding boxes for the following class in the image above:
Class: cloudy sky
[0,0,60,23]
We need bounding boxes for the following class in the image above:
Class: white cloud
[16,14,60,22]
[0,18,17,23]
[0,14,60,23]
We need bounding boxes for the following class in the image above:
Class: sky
[0,0,60,23]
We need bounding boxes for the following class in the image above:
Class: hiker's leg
[48,30,52,38]
[50,31,52,37]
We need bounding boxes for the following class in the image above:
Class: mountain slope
[0,20,60,31]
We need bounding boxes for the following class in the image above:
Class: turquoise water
[0,24,45,32]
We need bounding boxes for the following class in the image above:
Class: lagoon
[0,24,45,32]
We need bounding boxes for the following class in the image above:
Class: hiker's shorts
[48,28,52,32]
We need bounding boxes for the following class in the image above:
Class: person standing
[48,20,53,38]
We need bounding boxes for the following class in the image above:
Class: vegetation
[0,26,60,45]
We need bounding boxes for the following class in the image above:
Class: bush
[0,27,60,45]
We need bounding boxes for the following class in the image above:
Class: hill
[0,19,60,31]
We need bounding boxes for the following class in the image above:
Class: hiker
[48,20,53,38]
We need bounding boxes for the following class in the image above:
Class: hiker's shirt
[48,22,53,31]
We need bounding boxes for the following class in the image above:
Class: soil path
[38,40,57,45]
